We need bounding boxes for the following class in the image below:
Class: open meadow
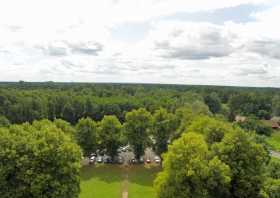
[80,164,161,198]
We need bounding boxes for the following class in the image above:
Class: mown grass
[80,164,124,198]
[80,164,161,198]
[127,165,161,198]
[266,131,280,152]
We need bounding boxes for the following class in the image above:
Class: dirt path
[122,173,128,198]
[121,166,129,198]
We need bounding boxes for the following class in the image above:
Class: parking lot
[83,146,160,166]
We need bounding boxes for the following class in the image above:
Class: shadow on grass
[80,164,124,183]
[127,164,162,187]
[80,164,162,187]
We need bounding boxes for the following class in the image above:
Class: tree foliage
[76,118,98,156]
[152,108,176,157]
[237,116,273,136]
[155,132,231,198]
[124,108,152,160]
[0,116,10,127]
[98,115,122,159]
[0,121,81,198]
[156,117,270,198]
[204,92,222,114]
[187,116,233,144]
[212,129,269,197]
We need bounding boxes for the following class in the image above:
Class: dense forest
[0,82,280,124]
[1,82,280,198]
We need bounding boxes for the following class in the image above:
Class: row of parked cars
[87,145,161,165]
[89,154,161,164]
[129,156,161,164]
[89,154,124,164]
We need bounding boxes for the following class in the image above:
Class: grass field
[80,164,161,198]
[266,131,280,152]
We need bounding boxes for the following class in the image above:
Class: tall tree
[154,132,231,198]
[152,108,176,157]
[0,121,81,198]
[212,129,269,197]
[187,116,233,145]
[124,108,152,160]
[54,118,76,138]
[76,117,98,156]
[0,116,10,127]
[99,115,122,159]
[204,92,222,114]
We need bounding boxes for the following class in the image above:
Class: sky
[0,0,280,87]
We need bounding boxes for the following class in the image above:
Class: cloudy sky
[0,0,280,87]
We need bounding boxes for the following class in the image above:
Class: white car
[97,156,103,163]
[154,156,161,163]
[89,156,96,164]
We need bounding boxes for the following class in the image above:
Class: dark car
[130,158,138,164]
[104,156,113,163]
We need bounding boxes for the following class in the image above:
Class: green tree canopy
[152,108,176,157]
[204,92,222,114]
[54,118,76,138]
[124,108,152,160]
[172,103,211,140]
[237,116,273,136]
[0,121,81,198]
[212,129,269,197]
[154,132,231,198]
[156,116,270,198]
[0,116,10,127]
[263,159,280,198]
[98,115,122,159]
[187,116,234,144]
[76,117,98,156]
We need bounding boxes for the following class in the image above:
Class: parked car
[146,158,151,164]
[90,153,97,157]
[89,156,96,164]
[139,157,144,163]
[117,156,124,164]
[130,158,137,164]
[154,156,161,163]
[97,156,103,163]
[104,156,113,163]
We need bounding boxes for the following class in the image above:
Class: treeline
[0,82,280,125]
[0,83,197,124]
[1,105,280,197]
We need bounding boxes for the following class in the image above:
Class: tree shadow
[80,164,124,183]
[127,164,162,187]
[80,164,162,187]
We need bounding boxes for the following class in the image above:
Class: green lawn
[80,164,161,198]
[80,164,124,198]
[266,131,280,152]
[127,165,161,198]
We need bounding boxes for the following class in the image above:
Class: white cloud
[150,22,235,60]
[0,0,279,87]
